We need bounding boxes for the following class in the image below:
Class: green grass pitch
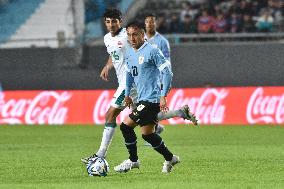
[0,125,283,189]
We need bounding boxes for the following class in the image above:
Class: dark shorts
[129,101,160,126]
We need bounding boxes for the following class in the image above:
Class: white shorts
[110,85,138,110]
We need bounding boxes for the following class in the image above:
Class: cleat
[180,105,198,125]
[114,159,140,173]
[81,154,98,164]
[162,155,180,173]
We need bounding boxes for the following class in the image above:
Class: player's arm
[153,49,173,112]
[100,56,114,81]
[125,68,134,108]
[160,64,172,97]
[160,39,171,61]
[159,61,172,111]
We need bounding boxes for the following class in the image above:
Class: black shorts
[129,101,160,126]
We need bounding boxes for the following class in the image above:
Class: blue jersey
[125,42,172,103]
[147,32,170,61]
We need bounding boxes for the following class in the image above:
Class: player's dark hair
[103,8,122,20]
[126,21,145,31]
[145,13,156,19]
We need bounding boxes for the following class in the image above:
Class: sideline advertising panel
[0,86,283,125]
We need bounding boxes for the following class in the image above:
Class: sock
[96,123,116,158]
[120,122,138,162]
[142,133,173,161]
[157,110,183,121]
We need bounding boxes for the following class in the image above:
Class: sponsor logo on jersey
[118,41,122,48]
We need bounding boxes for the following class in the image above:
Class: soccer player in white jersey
[114,21,179,173]
[81,9,196,164]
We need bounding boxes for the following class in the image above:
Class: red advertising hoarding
[0,86,283,125]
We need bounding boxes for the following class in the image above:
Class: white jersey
[104,28,130,86]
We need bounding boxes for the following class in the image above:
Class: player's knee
[120,122,136,141]
[142,133,157,142]
[105,112,116,123]
[120,122,133,133]
[142,133,162,148]
[142,134,152,142]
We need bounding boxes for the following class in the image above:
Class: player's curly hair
[103,8,122,20]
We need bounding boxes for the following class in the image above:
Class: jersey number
[111,51,119,61]
[137,104,145,111]
[132,66,138,76]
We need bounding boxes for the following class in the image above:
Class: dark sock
[142,133,173,161]
[120,122,138,162]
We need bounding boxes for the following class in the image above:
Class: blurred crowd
[84,0,121,23]
[0,0,9,7]
[138,0,284,34]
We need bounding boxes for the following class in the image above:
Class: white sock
[96,123,116,158]
[157,110,182,121]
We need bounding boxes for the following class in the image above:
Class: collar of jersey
[136,41,148,51]
[146,31,159,41]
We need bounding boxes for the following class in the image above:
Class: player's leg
[141,124,180,173]
[81,87,126,163]
[149,105,197,145]
[154,123,165,135]
[144,123,164,146]
[137,102,180,173]
[157,81,197,125]
[151,105,198,141]
[130,88,167,135]
[157,105,198,125]
[114,116,140,172]
[95,106,122,158]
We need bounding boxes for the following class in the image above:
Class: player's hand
[124,96,133,108]
[100,66,109,81]
[160,96,169,113]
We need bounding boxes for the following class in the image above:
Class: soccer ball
[86,157,109,176]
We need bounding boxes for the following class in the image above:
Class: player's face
[145,17,156,33]
[127,27,144,49]
[104,18,122,35]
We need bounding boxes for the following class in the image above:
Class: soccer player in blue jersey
[144,13,198,136]
[144,13,197,140]
[114,22,179,173]
[145,13,171,62]
[81,9,197,165]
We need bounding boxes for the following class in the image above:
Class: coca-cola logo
[93,89,228,124]
[169,88,228,124]
[247,87,284,124]
[0,91,71,124]
[93,91,130,124]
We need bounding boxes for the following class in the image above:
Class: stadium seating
[1,0,76,48]
[0,0,44,44]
